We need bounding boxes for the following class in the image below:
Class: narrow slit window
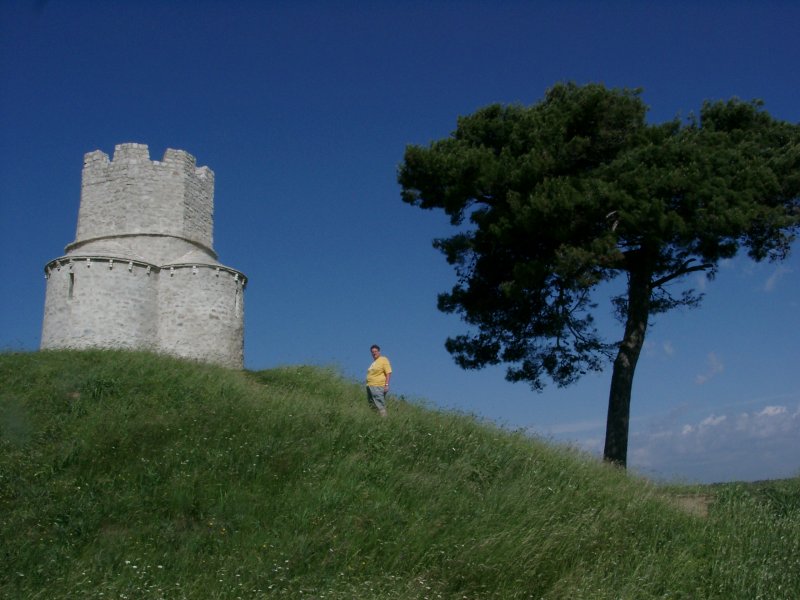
[68,272,75,299]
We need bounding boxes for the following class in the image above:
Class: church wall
[41,143,247,369]
[42,258,159,352]
[158,265,245,369]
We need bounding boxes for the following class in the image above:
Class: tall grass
[1,350,798,599]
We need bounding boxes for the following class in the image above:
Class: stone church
[41,143,247,368]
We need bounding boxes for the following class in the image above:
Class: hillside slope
[1,350,798,599]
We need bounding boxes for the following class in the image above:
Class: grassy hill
[1,350,798,599]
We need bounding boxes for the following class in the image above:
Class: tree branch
[651,259,712,288]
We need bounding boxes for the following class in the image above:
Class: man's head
[370,345,381,359]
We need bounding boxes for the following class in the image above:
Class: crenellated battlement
[75,143,215,257]
[83,143,212,177]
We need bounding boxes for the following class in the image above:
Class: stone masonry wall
[41,143,247,368]
[66,235,218,268]
[73,143,215,259]
[41,258,159,351]
[158,265,245,369]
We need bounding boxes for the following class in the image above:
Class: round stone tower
[41,143,247,368]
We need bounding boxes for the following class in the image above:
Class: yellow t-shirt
[366,356,392,386]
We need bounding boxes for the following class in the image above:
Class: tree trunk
[603,265,652,467]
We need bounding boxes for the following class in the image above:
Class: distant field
[2,350,798,599]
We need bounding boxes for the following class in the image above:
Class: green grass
[1,350,798,599]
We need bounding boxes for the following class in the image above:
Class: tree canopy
[398,82,800,467]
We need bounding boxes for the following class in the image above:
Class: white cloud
[538,394,800,483]
[579,436,604,454]
[535,418,606,436]
[643,339,675,359]
[694,352,724,385]
[694,272,708,292]
[763,265,791,292]
[629,401,800,483]
[758,405,787,417]
[699,414,726,427]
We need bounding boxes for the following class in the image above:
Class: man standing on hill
[366,344,392,417]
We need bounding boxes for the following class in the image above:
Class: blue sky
[1,0,798,484]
